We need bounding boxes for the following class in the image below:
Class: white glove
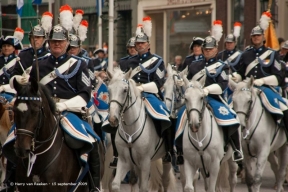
[203,88,209,96]
[254,79,264,86]
[16,75,29,85]
[56,102,67,112]
[176,78,184,86]
[0,86,4,93]
[231,76,239,83]
[136,86,144,92]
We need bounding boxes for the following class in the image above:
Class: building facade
[137,0,288,63]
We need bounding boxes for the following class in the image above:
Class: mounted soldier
[13,12,52,79]
[0,27,24,103]
[178,37,204,71]
[103,16,172,168]
[119,36,137,71]
[176,21,243,163]
[10,5,101,191]
[93,48,107,71]
[231,25,288,138]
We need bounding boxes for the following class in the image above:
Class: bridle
[108,79,140,125]
[14,95,58,152]
[234,87,255,125]
[185,84,206,127]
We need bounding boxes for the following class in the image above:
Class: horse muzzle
[108,115,119,127]
[189,123,199,133]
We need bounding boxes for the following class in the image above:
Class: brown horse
[9,78,89,192]
[0,96,13,187]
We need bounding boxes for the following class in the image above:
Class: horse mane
[128,79,141,98]
[39,84,56,115]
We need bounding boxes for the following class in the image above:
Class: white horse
[163,64,186,118]
[106,68,175,192]
[231,77,288,192]
[181,77,238,192]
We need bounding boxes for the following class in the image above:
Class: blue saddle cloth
[257,86,286,120]
[174,96,239,147]
[93,81,109,122]
[2,112,100,165]
[0,92,15,103]
[102,92,171,133]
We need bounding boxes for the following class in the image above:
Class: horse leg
[267,152,279,189]
[200,168,209,191]
[138,158,151,192]
[244,156,255,192]
[111,157,130,192]
[207,160,221,192]
[183,158,196,192]
[253,152,269,192]
[162,162,175,192]
[179,165,186,191]
[275,144,288,192]
[227,158,238,192]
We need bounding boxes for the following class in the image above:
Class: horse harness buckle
[198,150,204,155]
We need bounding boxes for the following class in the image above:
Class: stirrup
[232,150,243,162]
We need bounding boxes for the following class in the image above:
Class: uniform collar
[225,49,236,55]
[3,53,16,62]
[50,53,68,62]
[194,54,203,60]
[138,51,151,60]
[36,46,47,56]
[205,57,216,65]
[253,45,265,54]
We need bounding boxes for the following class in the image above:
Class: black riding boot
[282,110,288,139]
[109,133,118,169]
[88,142,101,191]
[93,122,103,141]
[176,145,184,165]
[230,130,243,162]
[1,161,15,192]
[163,128,175,163]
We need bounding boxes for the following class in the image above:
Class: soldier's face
[135,42,150,54]
[192,45,202,56]
[1,44,15,56]
[203,47,218,59]
[49,40,69,57]
[251,34,264,46]
[68,46,80,56]
[225,42,236,51]
[128,46,137,56]
[30,36,45,49]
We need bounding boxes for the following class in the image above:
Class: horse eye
[124,88,127,93]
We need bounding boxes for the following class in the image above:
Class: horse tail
[216,161,230,192]
[149,159,176,191]
[101,140,114,190]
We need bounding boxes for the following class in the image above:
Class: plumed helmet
[126,37,136,47]
[189,37,204,50]
[68,34,81,47]
[250,25,264,36]
[48,25,69,40]
[135,32,149,43]
[29,25,46,37]
[202,36,217,49]
[225,34,236,42]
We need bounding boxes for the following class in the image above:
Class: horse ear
[248,75,254,88]
[124,68,132,80]
[198,76,205,87]
[166,63,173,77]
[229,79,237,91]
[106,69,113,80]
[179,66,188,78]
[183,75,189,86]
[30,77,39,94]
